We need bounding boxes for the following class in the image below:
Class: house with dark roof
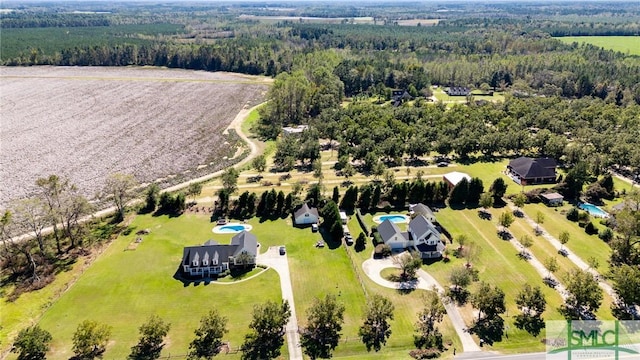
[378,214,445,259]
[446,87,470,96]
[391,89,413,107]
[180,231,257,278]
[507,157,557,185]
[293,203,319,225]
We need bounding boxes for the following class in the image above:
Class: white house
[378,214,445,259]
[294,203,319,225]
[409,203,436,222]
[181,231,257,278]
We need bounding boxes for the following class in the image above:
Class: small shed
[443,171,472,189]
[540,192,564,207]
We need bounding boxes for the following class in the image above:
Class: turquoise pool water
[212,223,253,234]
[378,215,408,223]
[220,225,246,232]
[579,203,609,218]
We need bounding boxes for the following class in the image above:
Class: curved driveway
[257,246,303,360]
[362,255,482,355]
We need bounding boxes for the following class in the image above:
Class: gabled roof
[443,172,472,186]
[294,203,319,219]
[409,214,433,238]
[509,157,557,179]
[378,219,402,242]
[411,203,434,219]
[231,231,258,257]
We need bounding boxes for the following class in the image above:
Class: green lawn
[520,203,612,275]
[14,214,283,360]
[555,36,640,56]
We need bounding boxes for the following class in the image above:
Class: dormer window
[192,260,199,266]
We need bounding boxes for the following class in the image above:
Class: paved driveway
[362,255,481,354]
[257,246,303,360]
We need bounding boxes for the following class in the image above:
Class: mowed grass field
[9,214,283,360]
[7,211,460,359]
[556,36,640,56]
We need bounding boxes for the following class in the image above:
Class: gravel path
[257,246,303,360]
[362,255,482,353]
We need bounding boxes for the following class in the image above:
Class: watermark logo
[546,320,640,359]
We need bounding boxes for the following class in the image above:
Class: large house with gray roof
[378,214,445,259]
[507,157,557,185]
[180,231,258,278]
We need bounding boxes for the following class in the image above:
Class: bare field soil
[0,66,269,206]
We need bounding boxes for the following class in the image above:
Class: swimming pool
[373,214,409,224]
[212,223,253,234]
[578,203,609,218]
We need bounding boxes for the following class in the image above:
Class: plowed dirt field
[0,66,269,206]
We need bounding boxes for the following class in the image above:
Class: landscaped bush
[372,231,382,246]
[566,207,579,221]
[374,244,392,258]
[578,211,590,222]
[598,228,614,242]
[585,222,598,235]
[409,348,441,359]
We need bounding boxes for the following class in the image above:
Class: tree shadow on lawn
[470,316,505,346]
[319,227,342,250]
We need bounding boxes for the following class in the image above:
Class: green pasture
[555,36,640,56]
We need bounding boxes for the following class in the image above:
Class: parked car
[437,161,449,167]
[279,246,286,255]
[311,224,319,232]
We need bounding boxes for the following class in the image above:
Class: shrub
[374,244,392,258]
[585,222,598,235]
[409,349,441,359]
[566,207,579,222]
[598,228,614,242]
[578,211,590,222]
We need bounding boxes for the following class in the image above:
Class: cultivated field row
[0,66,269,207]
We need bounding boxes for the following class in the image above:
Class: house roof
[182,231,257,267]
[294,203,319,219]
[508,157,557,179]
[378,219,402,242]
[443,172,472,186]
[541,192,564,201]
[409,214,433,238]
[231,231,258,256]
[411,203,434,219]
